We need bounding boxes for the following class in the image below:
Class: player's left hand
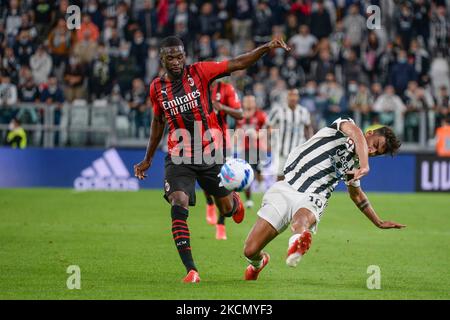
[348,166,369,184]
[268,37,290,52]
[378,220,407,229]
[134,160,151,180]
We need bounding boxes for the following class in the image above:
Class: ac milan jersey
[150,61,229,161]
[211,81,241,148]
[236,109,268,151]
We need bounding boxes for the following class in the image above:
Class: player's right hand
[268,37,290,52]
[377,220,407,229]
[134,160,151,180]
[348,166,369,184]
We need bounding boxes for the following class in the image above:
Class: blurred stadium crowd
[0,0,450,147]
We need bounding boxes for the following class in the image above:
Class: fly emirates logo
[162,90,201,116]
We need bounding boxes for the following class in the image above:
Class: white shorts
[257,180,327,234]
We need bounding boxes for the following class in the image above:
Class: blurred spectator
[300,80,319,126]
[13,30,34,66]
[435,115,450,157]
[373,85,406,135]
[230,0,253,42]
[146,45,160,83]
[289,24,317,73]
[395,2,414,50]
[434,85,450,129]
[4,0,22,47]
[342,49,363,87]
[138,0,158,39]
[389,50,418,96]
[130,30,148,78]
[47,18,74,69]
[5,118,27,148]
[54,0,70,24]
[1,47,20,83]
[63,56,86,102]
[290,0,311,26]
[309,0,332,40]
[252,0,273,46]
[343,4,366,54]
[126,78,149,138]
[0,75,18,124]
[18,78,39,103]
[362,32,381,83]
[76,15,100,43]
[409,39,430,86]
[281,55,305,88]
[197,2,221,38]
[73,29,99,66]
[86,0,103,30]
[17,13,37,42]
[88,44,114,101]
[32,0,55,42]
[430,5,449,57]
[412,0,431,48]
[311,49,334,84]
[285,13,298,40]
[30,45,53,85]
[318,72,345,124]
[106,27,121,60]
[404,81,433,142]
[196,35,216,61]
[349,82,374,128]
[430,56,450,98]
[114,41,138,96]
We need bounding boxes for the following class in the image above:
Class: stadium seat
[91,99,112,145]
[68,99,89,146]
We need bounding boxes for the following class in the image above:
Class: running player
[235,94,269,209]
[205,80,243,241]
[133,36,290,283]
[242,117,406,280]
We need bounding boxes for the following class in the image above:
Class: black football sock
[171,205,197,273]
[217,214,226,225]
[222,194,239,217]
[205,193,214,206]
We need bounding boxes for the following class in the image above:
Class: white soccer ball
[219,158,254,191]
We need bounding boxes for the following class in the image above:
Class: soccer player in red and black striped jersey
[205,80,243,241]
[134,36,290,283]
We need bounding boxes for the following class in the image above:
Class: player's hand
[347,166,369,184]
[268,37,290,52]
[134,160,151,180]
[377,220,406,229]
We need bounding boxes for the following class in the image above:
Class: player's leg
[285,208,316,267]
[215,211,227,240]
[243,217,278,280]
[204,190,217,225]
[197,164,245,224]
[164,161,200,282]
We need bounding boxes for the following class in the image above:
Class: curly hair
[373,126,401,156]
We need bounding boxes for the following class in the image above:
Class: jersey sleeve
[150,81,162,116]
[225,84,241,109]
[194,61,229,82]
[329,117,355,133]
[259,111,268,128]
[268,108,279,127]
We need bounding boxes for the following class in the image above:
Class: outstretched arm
[134,114,166,180]
[212,101,243,120]
[347,185,406,229]
[227,38,290,73]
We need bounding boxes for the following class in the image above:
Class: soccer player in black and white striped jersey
[242,117,406,280]
[268,88,314,181]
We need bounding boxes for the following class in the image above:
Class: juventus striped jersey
[283,117,360,200]
[150,61,229,159]
[268,104,311,157]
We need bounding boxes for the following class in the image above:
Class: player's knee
[169,191,189,208]
[216,196,233,215]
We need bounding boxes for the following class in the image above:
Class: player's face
[365,132,387,157]
[161,46,186,79]
[243,96,256,118]
[287,90,299,107]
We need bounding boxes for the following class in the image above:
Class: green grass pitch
[0,189,449,300]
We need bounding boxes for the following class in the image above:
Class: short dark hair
[159,36,184,51]
[373,126,401,156]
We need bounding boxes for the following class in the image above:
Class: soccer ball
[219,158,254,191]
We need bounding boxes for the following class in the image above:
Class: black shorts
[164,157,231,206]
